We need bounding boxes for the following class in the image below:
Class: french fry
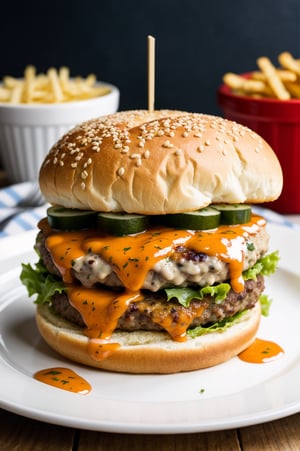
[0,86,10,101]
[223,72,273,96]
[85,74,97,86]
[47,67,64,103]
[23,65,36,103]
[284,82,300,99]
[222,51,300,100]
[10,83,23,104]
[3,76,19,89]
[278,52,300,77]
[223,73,266,92]
[0,66,110,104]
[256,57,290,100]
[251,69,297,82]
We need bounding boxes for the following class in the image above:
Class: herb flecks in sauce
[34,367,91,394]
[238,338,284,364]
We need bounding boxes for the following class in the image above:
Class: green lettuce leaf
[259,294,272,317]
[243,250,279,280]
[165,283,231,307]
[20,261,65,305]
[187,309,247,338]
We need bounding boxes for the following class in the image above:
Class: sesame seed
[81,170,88,179]
[175,149,182,156]
[71,163,77,168]
[205,140,211,146]
[162,140,174,148]
[117,167,125,176]
[131,153,141,159]
[81,182,86,190]
[143,150,150,158]
[182,131,189,137]
[136,159,142,167]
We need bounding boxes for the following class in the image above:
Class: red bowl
[218,77,300,214]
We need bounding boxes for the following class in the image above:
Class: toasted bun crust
[39,110,283,214]
[36,302,261,374]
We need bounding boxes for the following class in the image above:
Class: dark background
[1,0,300,115]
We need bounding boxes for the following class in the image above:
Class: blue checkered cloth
[0,182,48,238]
[0,183,299,238]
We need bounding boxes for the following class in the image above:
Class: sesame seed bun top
[39,109,283,213]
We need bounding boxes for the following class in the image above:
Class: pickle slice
[97,212,149,235]
[160,207,221,230]
[212,204,252,224]
[47,206,98,230]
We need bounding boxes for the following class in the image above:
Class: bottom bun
[36,302,261,374]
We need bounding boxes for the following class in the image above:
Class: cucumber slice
[97,213,149,236]
[212,204,252,225]
[47,206,98,230]
[160,207,221,230]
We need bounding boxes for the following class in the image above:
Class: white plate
[0,224,299,433]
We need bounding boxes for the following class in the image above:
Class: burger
[20,110,283,373]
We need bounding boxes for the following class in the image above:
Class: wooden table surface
[1,408,300,450]
[0,183,299,451]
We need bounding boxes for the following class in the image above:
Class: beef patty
[49,275,264,332]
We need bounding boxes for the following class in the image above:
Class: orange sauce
[238,338,284,363]
[46,215,265,293]
[68,286,143,339]
[87,340,121,361]
[34,367,91,394]
[140,299,209,342]
[43,215,266,360]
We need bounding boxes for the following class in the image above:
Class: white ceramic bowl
[0,82,119,183]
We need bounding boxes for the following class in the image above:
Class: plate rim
[0,224,299,433]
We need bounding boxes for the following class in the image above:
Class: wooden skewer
[148,35,155,112]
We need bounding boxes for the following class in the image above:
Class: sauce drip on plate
[34,367,91,394]
[238,338,284,364]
